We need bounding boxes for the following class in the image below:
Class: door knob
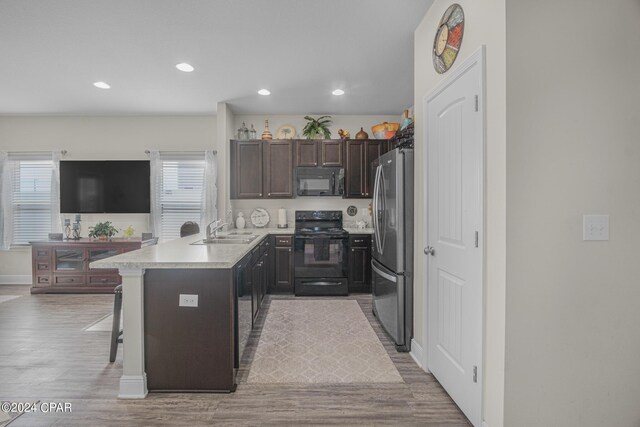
[424,246,435,256]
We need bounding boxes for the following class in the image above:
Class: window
[150,150,216,242]
[1,153,59,249]
[158,157,206,241]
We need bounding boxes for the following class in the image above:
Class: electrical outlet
[583,214,609,241]
[179,294,198,307]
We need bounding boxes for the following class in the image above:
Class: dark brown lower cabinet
[270,235,294,293]
[348,235,372,293]
[144,268,235,392]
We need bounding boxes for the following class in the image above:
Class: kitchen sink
[190,235,258,245]
[213,234,258,239]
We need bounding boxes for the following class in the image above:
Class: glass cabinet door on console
[88,248,120,270]
[54,249,85,272]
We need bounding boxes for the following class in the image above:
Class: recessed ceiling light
[176,62,195,72]
[332,89,345,96]
[93,81,111,89]
[258,89,271,96]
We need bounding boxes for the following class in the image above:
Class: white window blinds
[158,156,205,241]
[10,155,55,245]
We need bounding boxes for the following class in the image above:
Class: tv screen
[60,161,150,213]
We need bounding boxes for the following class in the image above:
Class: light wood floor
[0,285,470,426]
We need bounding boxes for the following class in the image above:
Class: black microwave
[296,167,344,197]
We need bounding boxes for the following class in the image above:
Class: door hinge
[474,95,479,112]
[474,231,479,248]
[473,366,478,383]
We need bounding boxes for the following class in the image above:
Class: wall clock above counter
[433,3,464,74]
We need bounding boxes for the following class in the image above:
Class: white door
[424,49,484,427]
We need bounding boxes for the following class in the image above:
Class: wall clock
[432,4,464,74]
[250,208,270,228]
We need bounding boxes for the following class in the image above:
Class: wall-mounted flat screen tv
[60,161,150,213]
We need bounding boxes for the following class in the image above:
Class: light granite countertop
[91,226,374,270]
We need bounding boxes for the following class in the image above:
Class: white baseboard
[0,275,31,285]
[410,338,429,372]
[118,374,148,399]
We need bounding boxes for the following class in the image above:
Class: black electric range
[294,211,349,296]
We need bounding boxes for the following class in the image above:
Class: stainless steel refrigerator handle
[378,165,387,254]
[372,259,397,283]
[373,165,383,254]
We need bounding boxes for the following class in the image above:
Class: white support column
[118,267,148,399]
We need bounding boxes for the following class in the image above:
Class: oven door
[294,235,348,278]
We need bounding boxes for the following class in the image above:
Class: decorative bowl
[371,122,401,139]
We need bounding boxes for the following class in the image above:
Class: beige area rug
[0,295,20,304]
[246,300,403,384]
[84,313,120,332]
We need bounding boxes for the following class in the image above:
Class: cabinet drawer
[35,275,51,285]
[349,236,371,247]
[88,274,121,285]
[54,275,84,285]
[275,236,293,247]
[34,248,50,258]
[35,262,51,272]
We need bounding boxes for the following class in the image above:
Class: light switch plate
[583,215,609,241]
[179,294,198,307]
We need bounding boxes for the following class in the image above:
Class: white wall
[504,1,640,426]
[0,115,216,278]
[414,1,506,426]
[233,114,401,141]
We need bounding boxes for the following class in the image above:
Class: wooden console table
[30,238,157,294]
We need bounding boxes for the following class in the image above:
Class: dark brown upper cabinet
[264,140,294,198]
[320,140,343,167]
[295,140,343,167]
[296,140,318,167]
[231,139,294,199]
[344,139,388,198]
[231,140,264,199]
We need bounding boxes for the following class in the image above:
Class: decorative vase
[261,120,273,140]
[355,127,369,139]
[249,124,257,140]
[236,212,246,229]
[371,122,400,139]
[98,235,108,241]
[237,122,249,140]
[400,109,412,130]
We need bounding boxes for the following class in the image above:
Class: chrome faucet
[206,219,228,240]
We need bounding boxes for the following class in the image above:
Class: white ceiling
[0,0,432,116]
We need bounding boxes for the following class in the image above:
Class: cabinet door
[364,140,385,198]
[296,140,318,167]
[344,140,366,198]
[320,140,343,167]
[233,141,264,199]
[54,248,86,272]
[349,247,372,293]
[264,140,294,198]
[274,246,294,293]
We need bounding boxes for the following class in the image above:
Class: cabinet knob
[352,249,355,252]
[259,193,262,196]
[268,192,271,196]
[288,249,291,252]
[314,162,317,166]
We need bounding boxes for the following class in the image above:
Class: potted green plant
[88,221,119,241]
[302,115,332,139]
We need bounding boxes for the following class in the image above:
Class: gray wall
[505,0,640,425]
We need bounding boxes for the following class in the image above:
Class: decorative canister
[249,124,257,139]
[355,127,369,139]
[261,120,273,140]
[236,212,246,229]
